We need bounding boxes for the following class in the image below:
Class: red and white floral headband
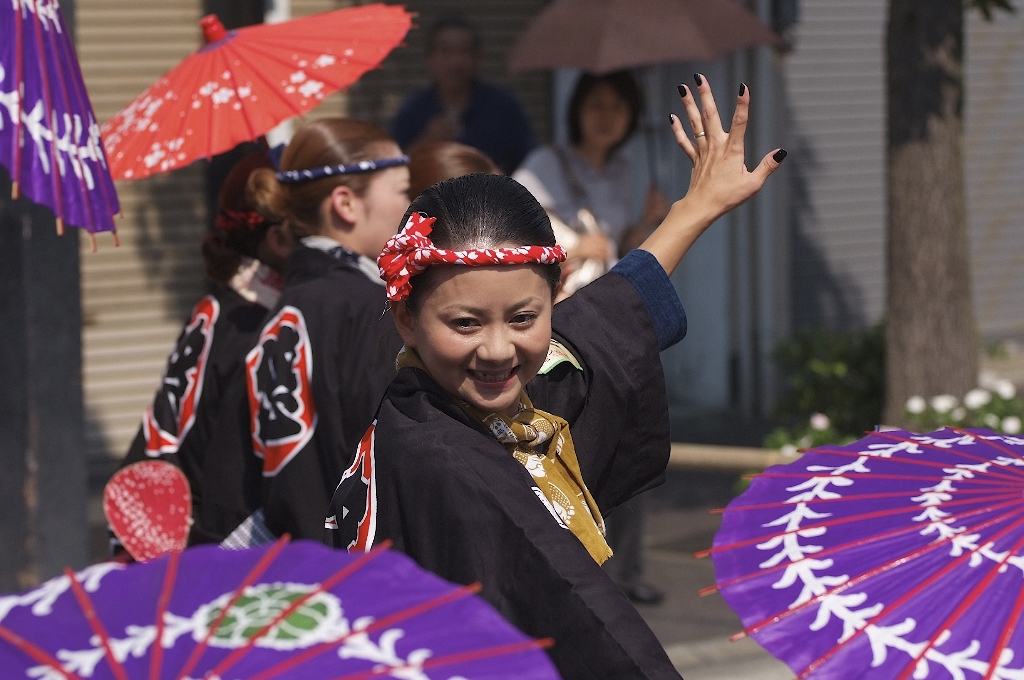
[378,212,567,302]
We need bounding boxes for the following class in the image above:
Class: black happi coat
[327,269,683,679]
[121,286,268,544]
[247,243,403,540]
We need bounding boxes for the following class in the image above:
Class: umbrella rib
[981,576,1024,679]
[63,567,130,680]
[227,47,314,118]
[219,44,259,143]
[203,541,394,679]
[703,492,1024,557]
[873,430,1024,476]
[950,426,1024,465]
[0,624,85,680]
[205,49,225,161]
[245,582,485,680]
[234,41,387,90]
[173,535,290,680]
[12,2,23,197]
[326,638,555,680]
[755,471,1015,487]
[736,500,1024,640]
[706,494,1023,595]
[162,57,213,177]
[795,511,1024,678]
[893,529,1024,680]
[32,12,65,234]
[809,445,1024,483]
[46,15,95,234]
[719,486,1002,514]
[57,11,119,234]
[149,549,182,680]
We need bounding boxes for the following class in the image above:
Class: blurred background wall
[73,0,1024,471]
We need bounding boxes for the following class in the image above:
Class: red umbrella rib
[149,549,182,680]
[64,567,130,680]
[203,541,393,679]
[173,535,290,680]
[0,624,85,680]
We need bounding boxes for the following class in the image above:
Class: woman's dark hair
[567,71,643,150]
[404,173,560,313]
[202,151,278,285]
[408,141,500,199]
[247,118,396,239]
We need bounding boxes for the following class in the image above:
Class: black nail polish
[773,149,788,162]
[677,84,688,99]
[739,83,747,97]
[669,113,675,125]
[694,73,703,86]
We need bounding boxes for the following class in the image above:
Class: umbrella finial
[199,14,228,44]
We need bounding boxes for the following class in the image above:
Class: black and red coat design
[246,242,403,541]
[326,250,688,679]
[121,286,269,544]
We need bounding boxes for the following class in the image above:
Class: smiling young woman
[326,78,786,679]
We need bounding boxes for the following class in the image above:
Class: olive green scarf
[397,346,612,564]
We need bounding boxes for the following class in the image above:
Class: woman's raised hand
[640,75,785,275]
[672,75,784,217]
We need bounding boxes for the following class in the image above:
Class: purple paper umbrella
[0,0,120,241]
[0,539,560,679]
[707,427,1024,679]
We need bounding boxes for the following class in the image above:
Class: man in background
[390,15,537,174]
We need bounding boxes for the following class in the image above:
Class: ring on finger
[694,131,706,139]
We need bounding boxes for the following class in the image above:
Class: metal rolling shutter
[965,10,1024,342]
[77,0,208,468]
[784,0,888,331]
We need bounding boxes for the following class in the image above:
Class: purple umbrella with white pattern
[0,539,559,680]
[704,427,1024,679]
[1,0,120,244]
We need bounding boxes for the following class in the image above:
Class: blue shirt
[390,81,538,174]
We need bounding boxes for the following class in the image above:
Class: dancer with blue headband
[207,118,411,541]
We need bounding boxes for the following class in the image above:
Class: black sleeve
[195,373,263,544]
[527,257,684,512]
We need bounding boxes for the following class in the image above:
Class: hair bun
[246,167,289,224]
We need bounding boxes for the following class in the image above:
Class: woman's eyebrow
[438,297,541,317]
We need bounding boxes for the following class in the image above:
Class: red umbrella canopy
[101,4,411,182]
[508,0,780,74]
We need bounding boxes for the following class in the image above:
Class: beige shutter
[77,0,208,467]
[965,10,1024,342]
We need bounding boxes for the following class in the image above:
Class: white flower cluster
[904,374,1022,434]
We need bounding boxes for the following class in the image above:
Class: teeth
[473,370,512,382]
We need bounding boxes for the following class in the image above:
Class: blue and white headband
[275,155,410,184]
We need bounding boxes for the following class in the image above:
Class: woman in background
[117,151,294,546]
[514,70,669,601]
[240,118,410,540]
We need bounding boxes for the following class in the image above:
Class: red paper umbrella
[103,460,192,561]
[101,4,411,181]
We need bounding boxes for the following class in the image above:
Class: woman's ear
[391,301,417,348]
[328,184,360,227]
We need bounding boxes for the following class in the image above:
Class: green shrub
[765,324,885,449]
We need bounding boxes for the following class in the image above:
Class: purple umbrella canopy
[0,540,560,679]
[0,0,120,238]
[707,428,1024,679]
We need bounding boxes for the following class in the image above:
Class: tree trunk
[884,0,978,424]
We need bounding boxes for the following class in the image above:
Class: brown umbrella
[508,0,780,74]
